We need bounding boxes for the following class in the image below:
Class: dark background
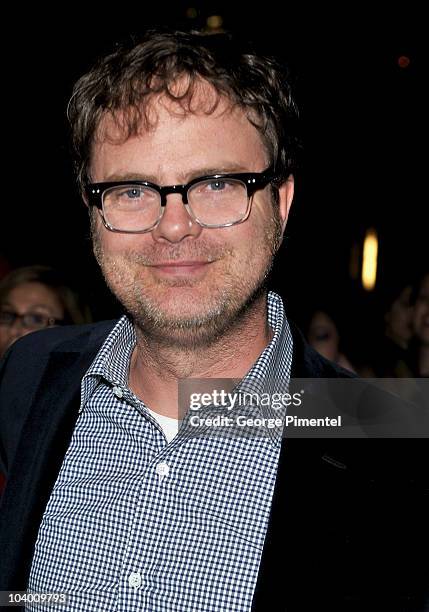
[1,3,426,365]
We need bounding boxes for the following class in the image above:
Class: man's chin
[129,282,268,349]
[131,302,226,346]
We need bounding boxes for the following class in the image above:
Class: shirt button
[128,571,141,588]
[156,462,170,481]
[112,386,123,399]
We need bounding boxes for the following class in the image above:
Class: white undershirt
[146,406,181,443]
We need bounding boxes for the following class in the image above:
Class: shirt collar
[81,315,135,409]
[81,291,293,437]
[238,291,293,395]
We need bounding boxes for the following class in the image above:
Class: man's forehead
[94,82,244,145]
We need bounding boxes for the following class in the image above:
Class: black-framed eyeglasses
[84,166,277,233]
[0,310,64,330]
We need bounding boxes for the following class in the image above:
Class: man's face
[89,92,293,347]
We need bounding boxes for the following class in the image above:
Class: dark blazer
[0,321,428,611]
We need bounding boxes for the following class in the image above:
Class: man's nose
[151,194,202,243]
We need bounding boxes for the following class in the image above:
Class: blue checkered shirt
[27,292,293,611]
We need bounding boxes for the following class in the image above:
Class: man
[1,29,427,611]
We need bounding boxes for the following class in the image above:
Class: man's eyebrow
[183,165,250,181]
[103,172,159,183]
[103,165,252,184]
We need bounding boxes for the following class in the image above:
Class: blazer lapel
[251,322,344,610]
[1,326,109,589]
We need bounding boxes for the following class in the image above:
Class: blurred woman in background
[0,265,91,358]
[370,282,414,378]
[408,272,429,377]
[307,309,356,372]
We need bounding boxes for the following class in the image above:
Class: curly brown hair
[67,29,300,192]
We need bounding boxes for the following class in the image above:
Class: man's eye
[207,180,227,191]
[123,187,143,199]
[117,187,157,201]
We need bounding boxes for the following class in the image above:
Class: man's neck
[128,294,273,419]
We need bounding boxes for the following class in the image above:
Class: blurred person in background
[370,281,414,378]
[384,284,413,350]
[408,272,429,377]
[0,265,92,358]
[306,308,355,372]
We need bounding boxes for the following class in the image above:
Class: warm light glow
[362,228,378,291]
[206,15,223,29]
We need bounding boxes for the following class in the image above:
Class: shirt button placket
[112,386,123,399]
[156,462,170,482]
[128,571,141,589]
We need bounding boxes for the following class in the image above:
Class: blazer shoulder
[0,320,118,475]
[0,319,118,403]
[4,320,117,358]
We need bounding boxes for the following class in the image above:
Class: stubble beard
[91,212,283,349]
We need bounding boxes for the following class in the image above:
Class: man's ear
[278,175,294,234]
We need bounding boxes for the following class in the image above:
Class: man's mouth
[149,260,214,277]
